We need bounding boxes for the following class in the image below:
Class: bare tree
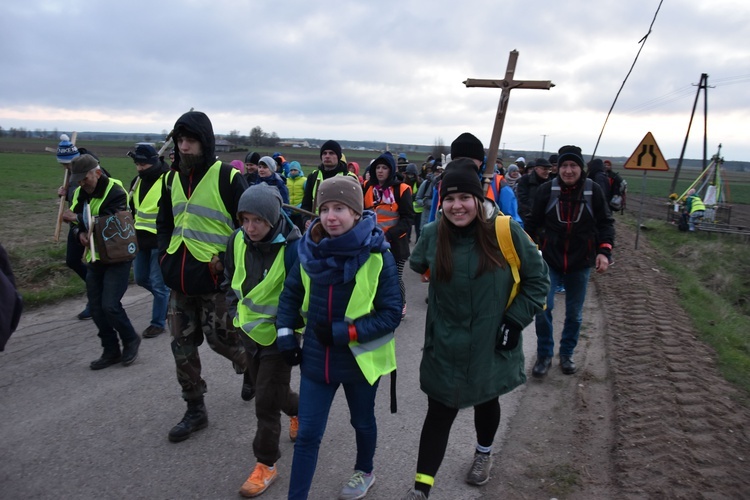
[249,126,265,147]
[432,137,447,159]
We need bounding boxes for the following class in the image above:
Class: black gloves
[314,323,334,346]
[496,321,522,351]
[281,347,302,366]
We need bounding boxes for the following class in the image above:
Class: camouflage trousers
[169,291,248,401]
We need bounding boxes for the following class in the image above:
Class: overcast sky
[2,0,749,161]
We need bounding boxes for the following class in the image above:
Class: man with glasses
[516,157,553,228]
[524,145,614,377]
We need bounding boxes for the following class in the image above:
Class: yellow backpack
[494,215,521,309]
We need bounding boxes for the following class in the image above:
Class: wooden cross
[464,50,554,177]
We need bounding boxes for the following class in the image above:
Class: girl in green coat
[404,158,549,499]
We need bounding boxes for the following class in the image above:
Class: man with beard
[69,154,141,370]
[157,111,253,443]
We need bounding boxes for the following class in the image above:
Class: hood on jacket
[587,158,606,179]
[347,161,360,176]
[172,111,216,170]
[366,151,398,188]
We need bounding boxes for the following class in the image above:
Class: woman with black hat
[404,158,549,499]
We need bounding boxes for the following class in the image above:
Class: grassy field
[617,168,750,204]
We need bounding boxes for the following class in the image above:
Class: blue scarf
[298,211,388,285]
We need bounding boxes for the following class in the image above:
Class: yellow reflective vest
[75,177,126,262]
[300,253,396,385]
[133,175,164,234]
[167,161,236,262]
[230,235,286,346]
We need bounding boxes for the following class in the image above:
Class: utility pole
[670,73,710,195]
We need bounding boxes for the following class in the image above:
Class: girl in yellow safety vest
[224,183,303,498]
[276,175,402,500]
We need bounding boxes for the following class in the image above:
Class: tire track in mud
[594,221,750,498]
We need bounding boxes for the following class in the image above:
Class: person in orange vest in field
[363,151,414,319]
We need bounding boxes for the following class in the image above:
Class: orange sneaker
[239,463,278,498]
[289,416,299,442]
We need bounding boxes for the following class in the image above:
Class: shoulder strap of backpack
[494,215,521,309]
[545,177,561,214]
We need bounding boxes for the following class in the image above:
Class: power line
[590,0,665,159]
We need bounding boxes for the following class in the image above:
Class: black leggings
[415,396,501,479]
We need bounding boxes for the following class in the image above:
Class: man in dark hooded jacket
[156,110,252,443]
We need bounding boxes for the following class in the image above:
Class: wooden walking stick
[54,169,69,242]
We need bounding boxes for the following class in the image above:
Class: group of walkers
[51,109,615,499]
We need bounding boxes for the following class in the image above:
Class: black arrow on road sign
[637,145,657,167]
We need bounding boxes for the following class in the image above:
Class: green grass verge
[640,219,750,401]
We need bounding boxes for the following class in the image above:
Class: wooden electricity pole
[464,50,554,180]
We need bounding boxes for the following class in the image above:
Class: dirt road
[1,218,749,499]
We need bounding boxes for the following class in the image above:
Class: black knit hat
[450,132,485,163]
[245,152,261,164]
[557,145,585,170]
[440,158,484,200]
[320,140,342,161]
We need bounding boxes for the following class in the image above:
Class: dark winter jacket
[525,176,615,274]
[156,111,248,295]
[587,159,611,202]
[129,160,169,251]
[363,152,414,262]
[410,212,549,408]
[515,169,549,226]
[276,211,402,385]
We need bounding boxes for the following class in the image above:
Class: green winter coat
[410,212,549,409]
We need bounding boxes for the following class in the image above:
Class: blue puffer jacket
[276,210,402,384]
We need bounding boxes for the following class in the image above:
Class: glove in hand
[496,322,522,351]
[315,323,334,346]
[281,347,302,366]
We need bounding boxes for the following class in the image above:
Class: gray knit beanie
[237,183,283,225]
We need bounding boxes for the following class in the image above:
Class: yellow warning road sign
[624,132,670,171]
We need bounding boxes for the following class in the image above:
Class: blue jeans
[534,267,591,358]
[86,261,138,355]
[133,248,170,328]
[288,374,380,499]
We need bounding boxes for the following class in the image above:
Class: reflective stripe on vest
[300,253,396,385]
[230,234,285,346]
[78,177,126,262]
[133,175,164,234]
[167,161,235,262]
[364,183,409,230]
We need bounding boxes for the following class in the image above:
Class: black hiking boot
[168,398,208,443]
[90,350,122,370]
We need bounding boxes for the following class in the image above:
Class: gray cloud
[1,0,749,159]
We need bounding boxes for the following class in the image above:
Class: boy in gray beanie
[224,182,303,497]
